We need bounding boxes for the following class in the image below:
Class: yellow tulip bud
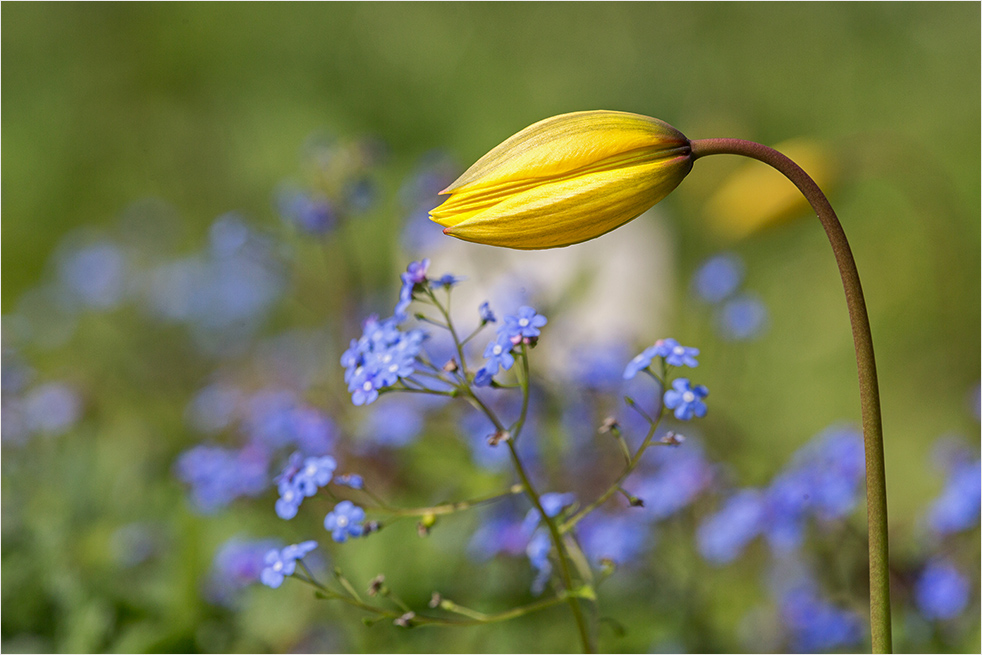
[430,110,693,249]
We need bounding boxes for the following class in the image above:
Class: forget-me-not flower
[324,500,367,542]
[483,333,516,374]
[479,301,496,324]
[395,259,429,321]
[663,378,708,420]
[915,559,970,621]
[658,338,700,368]
[260,540,318,588]
[623,345,661,380]
[500,306,547,340]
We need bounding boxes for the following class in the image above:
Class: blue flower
[260,540,318,588]
[274,454,336,519]
[926,455,981,536]
[433,273,464,287]
[473,366,495,388]
[175,444,270,513]
[915,559,970,621]
[324,500,366,542]
[692,253,744,303]
[244,390,337,454]
[717,294,768,341]
[576,512,651,566]
[22,382,82,435]
[658,338,700,368]
[761,472,810,553]
[500,306,547,340]
[275,480,303,520]
[623,345,660,380]
[57,240,128,309]
[663,378,708,420]
[293,455,337,497]
[282,539,318,561]
[482,334,516,374]
[395,259,430,321]
[697,490,764,564]
[626,442,716,521]
[479,301,496,324]
[780,582,864,652]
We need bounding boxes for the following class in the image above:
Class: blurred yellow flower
[704,138,839,240]
[430,110,693,249]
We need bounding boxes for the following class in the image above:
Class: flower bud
[430,110,693,249]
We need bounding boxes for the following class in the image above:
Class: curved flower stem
[689,138,892,653]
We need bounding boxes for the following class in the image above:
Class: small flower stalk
[430,111,693,249]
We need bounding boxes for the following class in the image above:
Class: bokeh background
[2,3,979,653]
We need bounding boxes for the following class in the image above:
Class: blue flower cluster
[175,386,339,513]
[274,453,338,519]
[143,213,287,353]
[914,558,971,621]
[623,338,700,380]
[924,446,981,536]
[778,576,864,651]
[175,444,271,514]
[474,306,547,387]
[341,314,426,406]
[697,426,865,563]
[623,339,709,422]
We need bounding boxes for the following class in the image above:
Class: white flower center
[519,318,529,327]
[674,346,685,356]
[682,391,696,403]
[336,515,349,528]
[273,560,283,572]
[492,345,503,355]
[362,381,373,391]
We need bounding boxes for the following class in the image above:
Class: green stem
[505,439,595,653]
[562,410,663,533]
[510,345,532,441]
[368,484,525,517]
[295,566,568,627]
[689,138,892,653]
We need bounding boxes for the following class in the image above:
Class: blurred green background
[2,3,979,653]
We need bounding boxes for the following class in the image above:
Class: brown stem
[689,138,892,653]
